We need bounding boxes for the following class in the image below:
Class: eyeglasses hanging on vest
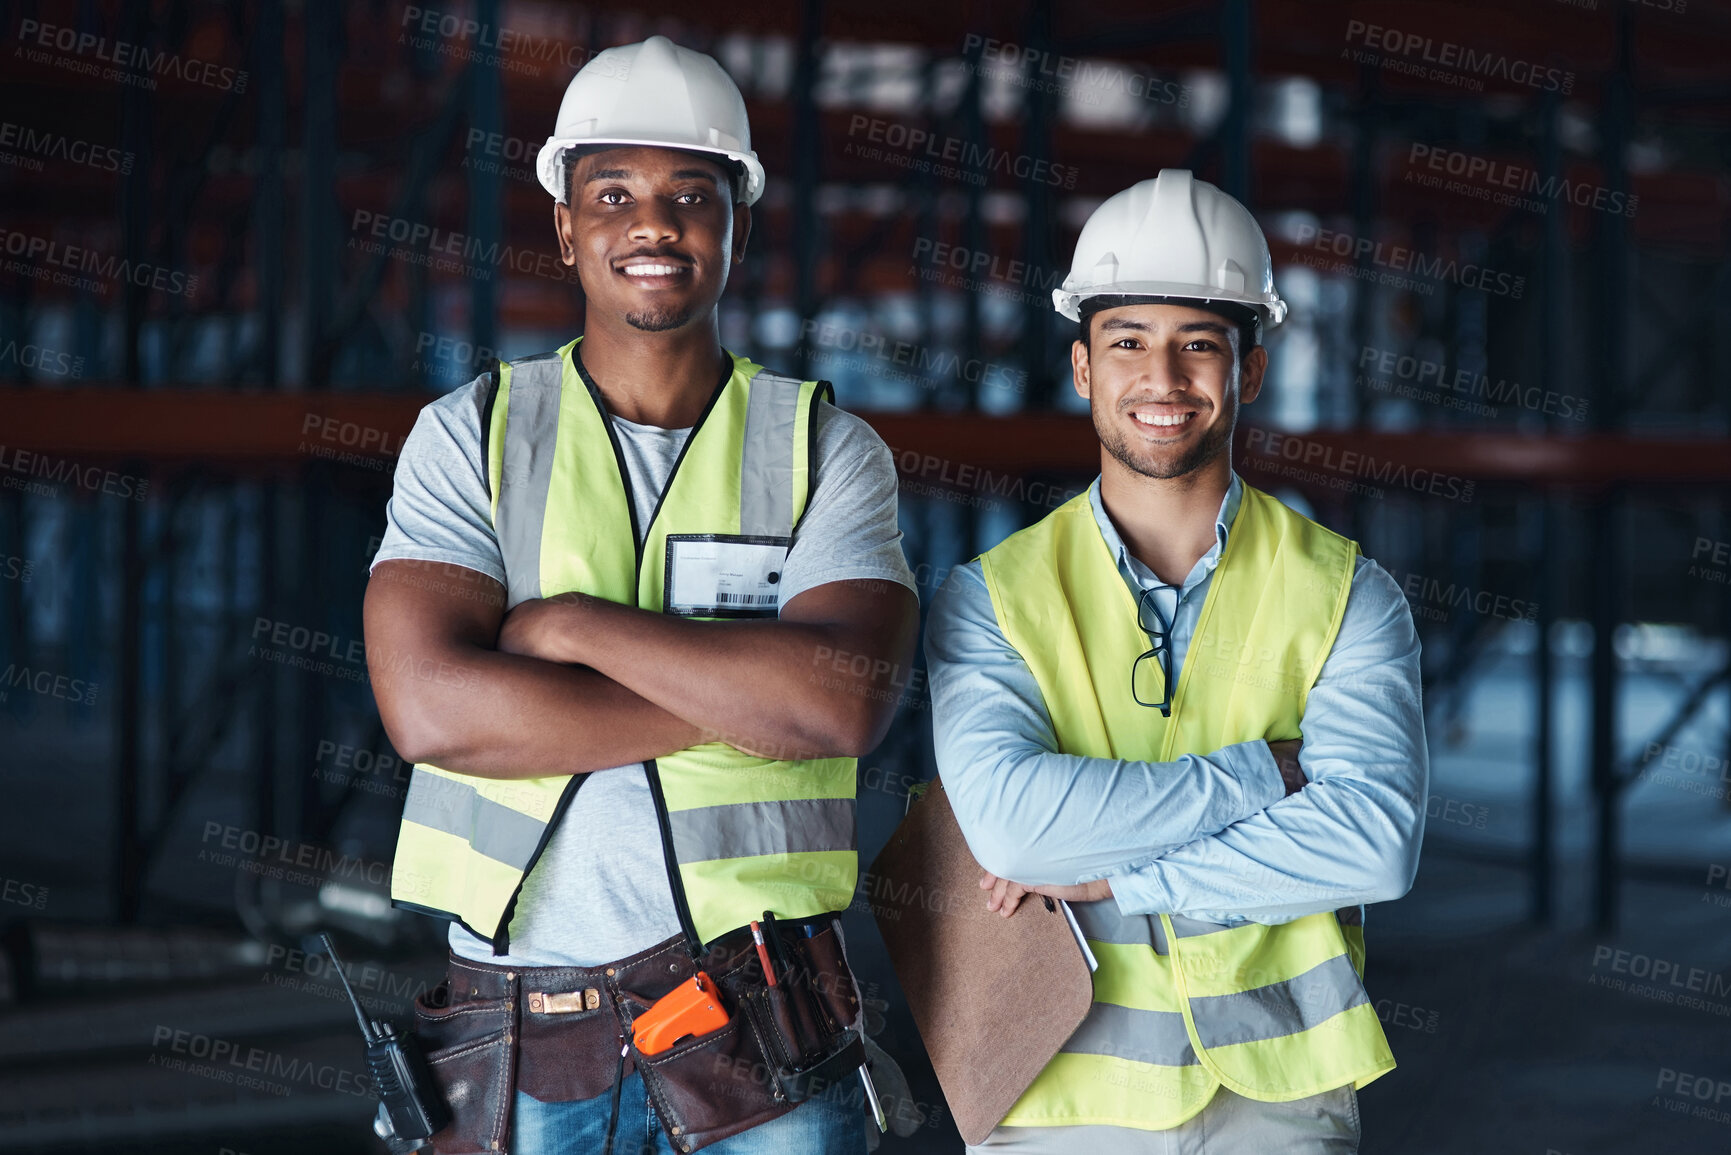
[1132,582,1175,717]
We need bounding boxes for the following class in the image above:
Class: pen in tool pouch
[749,920,777,987]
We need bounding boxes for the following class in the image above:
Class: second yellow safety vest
[390,339,858,954]
[977,483,1394,1130]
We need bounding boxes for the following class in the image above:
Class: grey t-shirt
[371,368,916,967]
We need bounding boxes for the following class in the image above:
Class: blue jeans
[512,1070,869,1155]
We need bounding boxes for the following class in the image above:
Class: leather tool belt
[412,916,864,1154]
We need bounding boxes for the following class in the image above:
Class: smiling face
[553,145,749,334]
[1071,300,1267,482]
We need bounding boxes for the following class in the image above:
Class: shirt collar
[1088,472,1242,595]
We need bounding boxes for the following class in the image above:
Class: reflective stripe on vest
[979,484,1394,1131]
[389,339,857,951]
[401,772,545,867]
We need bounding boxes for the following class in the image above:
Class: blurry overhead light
[1558,105,1596,153]
[1626,136,1669,174]
[319,883,394,921]
[753,307,804,349]
[1179,70,1229,136]
[857,185,907,216]
[1267,210,1320,245]
[715,33,756,92]
[817,41,926,112]
[1265,77,1322,148]
[1614,622,1708,666]
[980,191,1026,225]
[816,185,852,215]
[1059,61,1146,131]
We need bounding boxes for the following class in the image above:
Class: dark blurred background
[3,1,1730,1152]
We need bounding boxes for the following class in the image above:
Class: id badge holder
[664,535,790,618]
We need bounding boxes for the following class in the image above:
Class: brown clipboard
[868,778,1094,1146]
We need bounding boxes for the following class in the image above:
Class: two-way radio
[317,933,449,1147]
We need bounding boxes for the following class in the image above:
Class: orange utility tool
[631,971,730,1055]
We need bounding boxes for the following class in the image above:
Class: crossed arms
[926,560,1428,924]
[366,559,919,777]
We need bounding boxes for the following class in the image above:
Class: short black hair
[1079,295,1260,364]
[562,144,747,206]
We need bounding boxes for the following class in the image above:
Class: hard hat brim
[1053,281,1287,329]
[537,137,766,206]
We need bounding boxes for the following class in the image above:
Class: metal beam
[17,391,1731,486]
[1018,0,1056,408]
[467,0,502,373]
[301,1,340,390]
[1531,88,1566,926]
[790,0,824,381]
[959,24,985,407]
[1219,0,1252,200]
[254,0,286,388]
[114,0,152,926]
[1591,6,1635,933]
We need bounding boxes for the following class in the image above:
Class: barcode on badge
[716,592,777,605]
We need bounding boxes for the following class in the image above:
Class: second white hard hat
[535,35,766,206]
[1053,170,1287,334]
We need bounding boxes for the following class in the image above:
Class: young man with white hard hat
[926,170,1428,1152]
[366,35,917,1155]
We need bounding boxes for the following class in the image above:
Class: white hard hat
[535,35,766,206]
[1053,169,1287,334]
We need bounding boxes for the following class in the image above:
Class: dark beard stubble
[1095,395,1235,481]
[624,302,698,332]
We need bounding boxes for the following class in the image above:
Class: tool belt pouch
[629,921,865,1152]
[411,980,516,1155]
[740,921,866,1105]
[746,982,866,1104]
[799,920,863,1037]
[634,759,866,1151]
[629,958,795,1153]
[516,984,628,1104]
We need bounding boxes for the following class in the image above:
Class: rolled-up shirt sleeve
[1108,558,1428,924]
[926,562,1288,886]
[369,374,506,585]
[776,402,916,602]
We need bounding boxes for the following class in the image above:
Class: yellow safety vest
[389,338,858,954]
[977,483,1394,1130]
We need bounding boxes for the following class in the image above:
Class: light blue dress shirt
[925,474,1428,926]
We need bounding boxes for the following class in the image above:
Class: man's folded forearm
[1107,775,1423,922]
[533,586,917,761]
[942,738,1288,885]
[376,645,707,777]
